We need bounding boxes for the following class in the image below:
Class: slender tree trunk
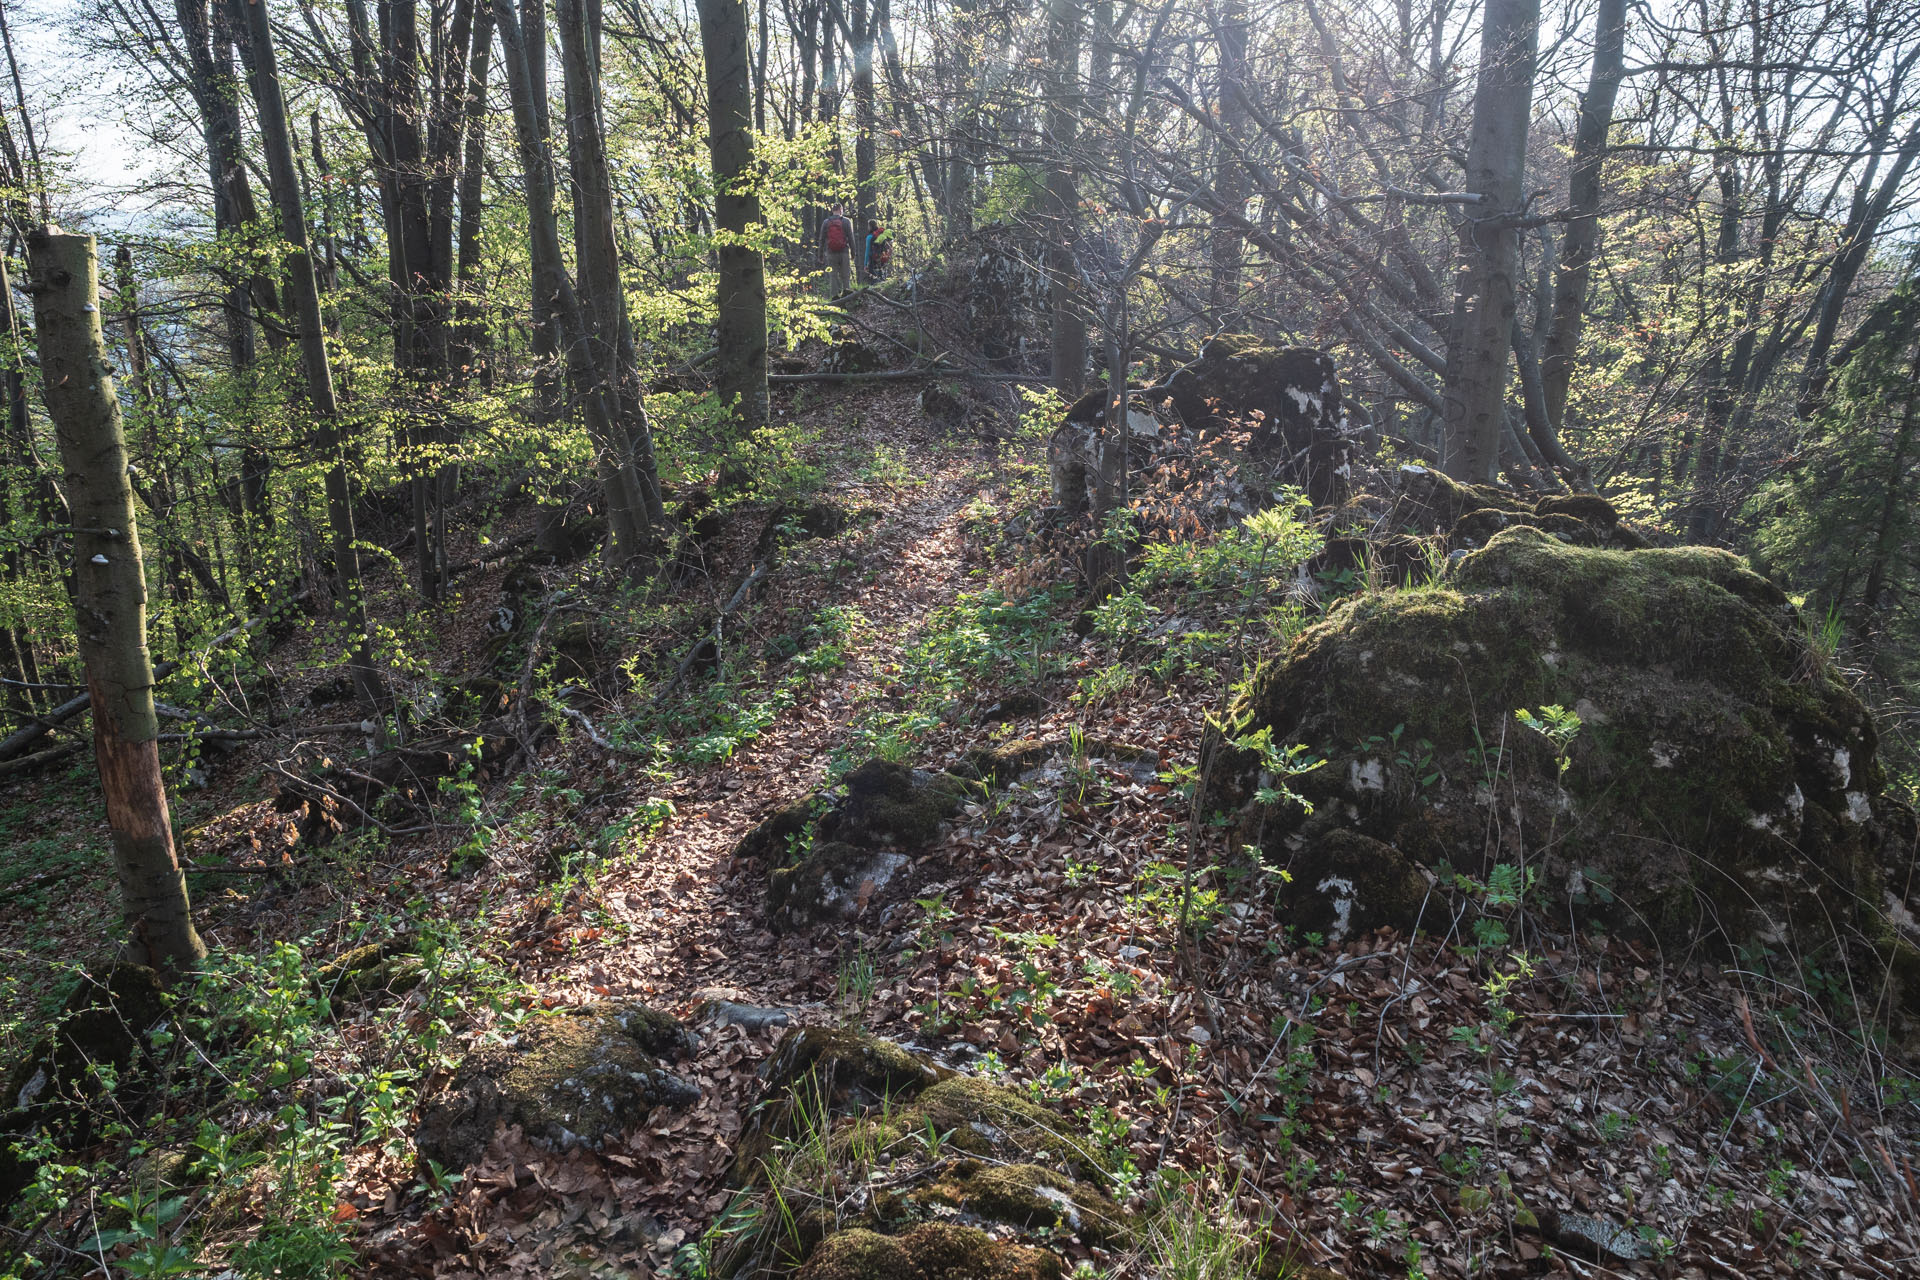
[754,0,769,135]
[698,0,770,434]
[1045,0,1086,396]
[1539,0,1623,435]
[849,0,876,239]
[1209,0,1248,315]
[1855,353,1920,657]
[453,3,494,380]
[228,0,383,709]
[496,0,656,569]
[1441,0,1539,483]
[27,231,206,971]
[0,249,41,707]
[556,0,664,552]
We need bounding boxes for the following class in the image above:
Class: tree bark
[496,0,656,569]
[555,0,664,558]
[26,230,206,971]
[1045,0,1086,397]
[1208,0,1249,315]
[1441,0,1539,483]
[1538,0,1623,434]
[698,0,770,435]
[849,0,876,238]
[227,0,383,709]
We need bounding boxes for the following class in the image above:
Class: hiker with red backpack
[864,220,892,282]
[817,204,855,297]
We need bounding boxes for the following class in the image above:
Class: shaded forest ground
[2,296,1918,1280]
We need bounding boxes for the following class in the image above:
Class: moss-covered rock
[899,1077,1100,1179]
[917,1161,1129,1246]
[796,1223,1063,1280]
[833,761,968,849]
[414,1003,698,1170]
[741,760,971,932]
[736,798,817,863]
[313,937,424,1009]
[1161,334,1352,505]
[1387,465,1654,554]
[1206,525,1914,956]
[769,842,912,931]
[1276,830,1431,942]
[760,1026,950,1107]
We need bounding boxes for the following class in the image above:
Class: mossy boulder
[1206,524,1914,954]
[741,761,971,932]
[897,1076,1101,1179]
[414,1003,698,1170]
[796,1223,1063,1280]
[916,1161,1129,1246]
[732,1028,950,1189]
[832,761,969,848]
[769,842,913,931]
[1389,465,1653,553]
[313,937,424,1009]
[1162,334,1351,504]
[760,1026,950,1110]
[1276,830,1431,943]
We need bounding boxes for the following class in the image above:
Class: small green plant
[834,948,878,1016]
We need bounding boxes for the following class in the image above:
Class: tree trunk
[453,2,494,381]
[556,0,664,556]
[1045,0,1086,397]
[698,0,770,435]
[228,0,384,709]
[496,0,656,569]
[1209,0,1249,315]
[26,230,206,971]
[849,0,876,239]
[1538,0,1623,434]
[1855,348,1920,657]
[1440,0,1539,483]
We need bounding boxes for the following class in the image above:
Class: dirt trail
[442,410,1002,1272]
[544,445,980,1009]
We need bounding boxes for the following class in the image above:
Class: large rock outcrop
[1205,525,1917,963]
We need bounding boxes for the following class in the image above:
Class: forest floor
[3,297,1919,1280]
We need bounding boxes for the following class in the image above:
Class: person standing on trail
[818,204,855,297]
[864,220,892,283]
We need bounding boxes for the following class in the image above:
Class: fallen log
[0,740,85,779]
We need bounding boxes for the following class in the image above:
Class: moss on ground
[916,1161,1129,1246]
[795,1223,1063,1280]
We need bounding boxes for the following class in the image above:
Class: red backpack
[824,217,850,252]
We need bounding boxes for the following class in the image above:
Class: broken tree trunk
[26,229,207,970]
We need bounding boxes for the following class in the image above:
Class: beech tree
[1440,0,1540,483]
[227,0,383,708]
[27,230,205,970]
[698,0,771,435]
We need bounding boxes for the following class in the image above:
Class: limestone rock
[758,1026,950,1109]
[1275,830,1431,943]
[1205,524,1915,960]
[741,760,971,932]
[1164,334,1353,505]
[415,1003,698,1170]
